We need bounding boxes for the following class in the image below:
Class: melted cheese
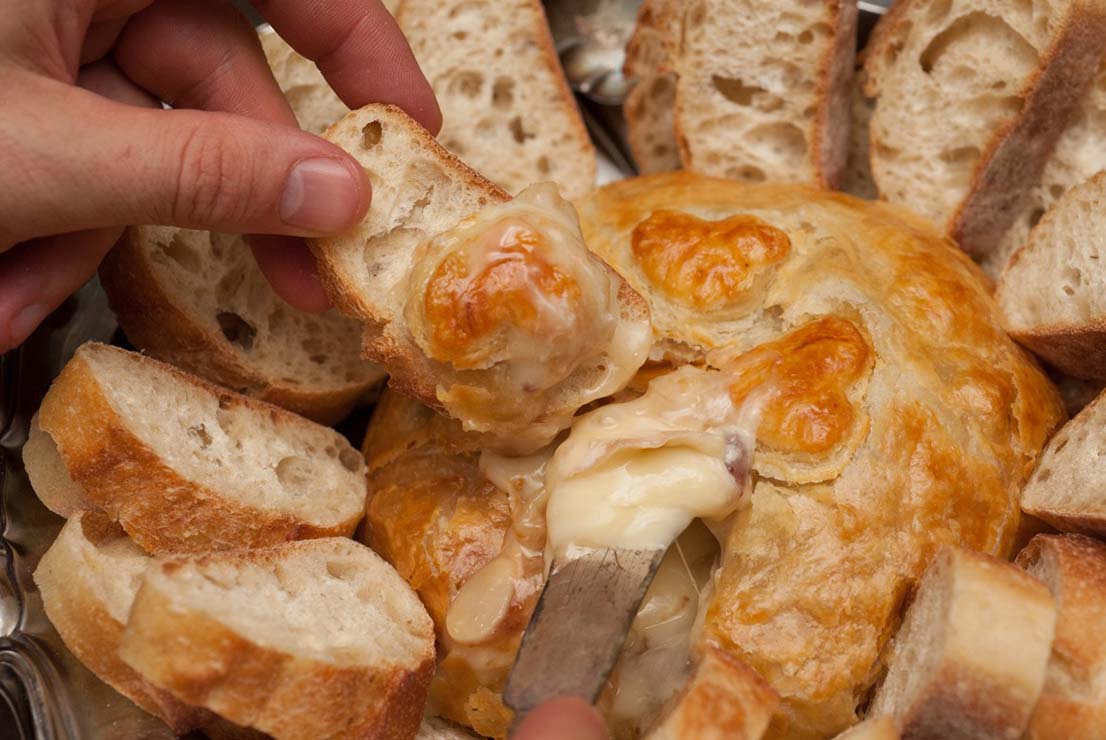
[544,366,760,557]
[403,183,652,452]
[444,446,554,645]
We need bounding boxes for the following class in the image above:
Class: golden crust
[575,173,1063,737]
[34,513,212,734]
[38,345,364,554]
[1017,534,1106,739]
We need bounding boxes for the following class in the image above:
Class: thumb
[511,697,608,740]
[0,77,371,248]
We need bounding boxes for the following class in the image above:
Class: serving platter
[0,2,891,737]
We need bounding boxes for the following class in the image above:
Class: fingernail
[280,158,364,233]
[10,303,50,346]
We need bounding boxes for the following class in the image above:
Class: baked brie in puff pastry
[363,174,1063,740]
[310,106,651,453]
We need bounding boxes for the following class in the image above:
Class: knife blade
[502,545,666,727]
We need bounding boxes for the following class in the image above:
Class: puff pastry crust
[366,174,1063,739]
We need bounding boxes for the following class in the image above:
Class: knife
[502,545,667,728]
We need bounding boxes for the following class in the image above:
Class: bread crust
[37,344,364,554]
[1017,534,1106,739]
[864,0,1106,257]
[949,4,1106,256]
[34,513,212,733]
[812,0,860,189]
[100,229,382,425]
[623,0,681,174]
[119,541,436,740]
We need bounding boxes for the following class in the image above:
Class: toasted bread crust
[1012,322,1106,381]
[813,1,860,189]
[37,346,363,554]
[100,229,381,425]
[1017,534,1106,739]
[949,5,1106,256]
[34,514,211,733]
[119,544,435,740]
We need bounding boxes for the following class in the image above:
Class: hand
[511,697,608,740]
[0,0,441,352]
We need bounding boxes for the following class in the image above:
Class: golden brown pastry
[365,173,1063,740]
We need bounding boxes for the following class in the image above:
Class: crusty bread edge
[38,344,364,554]
[119,547,435,740]
[100,229,381,425]
[309,104,511,325]
[34,514,212,733]
[812,0,859,189]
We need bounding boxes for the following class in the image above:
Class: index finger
[250,0,442,134]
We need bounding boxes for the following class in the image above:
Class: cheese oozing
[544,365,759,557]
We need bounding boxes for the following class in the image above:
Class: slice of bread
[644,647,779,740]
[623,0,681,175]
[831,717,900,740]
[997,171,1106,380]
[674,0,858,187]
[259,27,348,136]
[118,538,436,740]
[100,226,384,425]
[863,0,1106,257]
[843,76,878,200]
[984,61,1106,276]
[396,0,596,200]
[34,511,212,734]
[868,546,1056,739]
[1016,534,1106,739]
[1020,389,1106,536]
[27,342,367,553]
[310,105,651,453]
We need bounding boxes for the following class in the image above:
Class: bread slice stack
[396,0,596,199]
[863,0,1106,257]
[869,546,1056,739]
[997,171,1106,380]
[34,511,213,734]
[118,538,435,740]
[25,343,367,553]
[985,62,1106,275]
[1019,388,1106,537]
[1016,534,1106,738]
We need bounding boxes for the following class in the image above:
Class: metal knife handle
[503,547,666,727]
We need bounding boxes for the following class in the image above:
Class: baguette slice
[831,718,899,740]
[310,105,651,453]
[985,61,1106,276]
[27,343,366,553]
[1020,389,1106,536]
[644,648,779,740]
[34,512,212,734]
[843,77,878,200]
[623,0,682,174]
[119,538,436,740]
[259,27,348,136]
[1016,534,1106,739]
[100,227,383,425]
[397,0,596,200]
[869,546,1056,739]
[863,0,1106,257]
[674,0,858,187]
[997,171,1106,380]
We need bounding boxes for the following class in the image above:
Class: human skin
[0,0,441,352]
